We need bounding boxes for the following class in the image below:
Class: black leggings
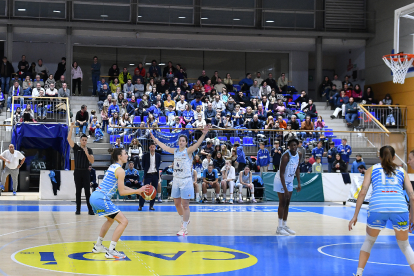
[72,78,82,95]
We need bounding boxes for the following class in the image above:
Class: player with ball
[150,125,210,236]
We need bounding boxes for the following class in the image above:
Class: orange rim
[383,53,414,61]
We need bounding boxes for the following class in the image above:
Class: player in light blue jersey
[89,148,149,259]
[150,125,210,236]
[273,137,302,236]
[349,146,414,276]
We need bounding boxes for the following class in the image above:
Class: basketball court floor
[0,198,412,276]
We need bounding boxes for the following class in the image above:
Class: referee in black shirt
[67,122,95,215]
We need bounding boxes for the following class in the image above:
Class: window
[137,6,193,24]
[0,0,6,16]
[14,1,66,19]
[200,9,255,26]
[73,2,130,22]
[263,0,314,10]
[201,0,255,9]
[138,0,193,5]
[263,11,314,28]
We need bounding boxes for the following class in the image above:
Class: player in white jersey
[150,125,210,236]
[89,148,149,259]
[273,138,302,236]
[349,146,414,276]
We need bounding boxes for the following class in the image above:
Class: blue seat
[159,116,167,125]
[218,137,227,142]
[136,99,141,105]
[189,83,194,89]
[161,127,170,133]
[230,137,241,145]
[234,85,241,92]
[143,116,148,123]
[110,135,121,144]
[133,116,141,124]
[12,104,21,111]
[123,135,132,145]
[243,137,254,146]
[332,138,341,146]
[127,98,131,102]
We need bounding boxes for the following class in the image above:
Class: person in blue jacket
[257,142,270,174]
[147,101,162,119]
[337,138,352,168]
[271,141,284,172]
[125,161,140,189]
[234,141,246,173]
[299,156,312,173]
[311,141,326,160]
[327,141,338,173]
[351,154,366,173]
[238,73,253,92]
[0,89,4,114]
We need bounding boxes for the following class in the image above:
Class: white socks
[97,236,104,246]
[230,194,233,200]
[183,221,189,228]
[356,268,364,276]
[283,220,287,227]
[157,193,161,198]
[216,194,220,199]
[203,193,207,198]
[279,219,283,227]
[196,194,200,200]
[109,241,117,251]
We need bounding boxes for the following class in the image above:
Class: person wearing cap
[327,141,338,173]
[67,122,95,215]
[351,154,366,173]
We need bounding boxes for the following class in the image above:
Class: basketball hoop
[382,53,414,84]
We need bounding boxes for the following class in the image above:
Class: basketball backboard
[392,3,414,69]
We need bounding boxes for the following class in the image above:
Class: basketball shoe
[276,227,290,236]
[177,227,188,236]
[105,249,126,259]
[92,244,108,254]
[283,225,296,235]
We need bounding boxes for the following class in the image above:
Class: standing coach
[139,141,161,211]
[67,122,95,215]
[0,144,25,196]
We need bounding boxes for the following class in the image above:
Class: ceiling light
[17,9,26,11]
[266,20,274,23]
[233,18,240,21]
[138,15,142,18]
[145,63,151,65]
[159,63,166,66]
[201,17,208,20]
[178,16,186,19]
[129,64,135,66]
[53,10,61,13]
[100,15,108,18]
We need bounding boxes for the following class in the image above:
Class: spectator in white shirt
[220,160,236,204]
[123,79,134,99]
[46,83,58,97]
[32,82,45,97]
[212,95,225,111]
[176,95,187,116]
[0,144,25,195]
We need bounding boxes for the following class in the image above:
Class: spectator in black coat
[263,73,277,90]
[198,70,209,85]
[54,57,66,81]
[362,86,377,104]
[332,153,347,172]
[108,64,119,83]
[0,56,14,94]
[302,99,318,118]
[294,90,309,109]
[248,115,263,131]
[288,115,300,130]
[271,141,284,171]
[234,91,249,108]
[300,156,312,173]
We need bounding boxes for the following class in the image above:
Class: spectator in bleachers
[17,55,29,80]
[239,73,253,92]
[300,156,312,173]
[75,105,89,135]
[265,116,274,129]
[119,99,128,117]
[22,104,35,122]
[89,117,98,136]
[224,96,234,114]
[162,61,175,78]
[44,74,56,90]
[134,78,145,98]
[327,141,337,173]
[7,81,24,111]
[193,105,204,121]
[129,122,146,139]
[126,139,142,170]
[235,141,246,172]
[214,78,226,93]
[180,104,193,126]
[147,100,163,119]
[314,115,325,136]
[175,95,187,116]
[342,75,352,88]
[204,102,216,123]
[223,73,234,92]
[332,153,347,173]
[330,90,348,119]
[136,62,146,78]
[362,86,376,104]
[98,84,111,109]
[116,93,125,106]
[119,67,132,86]
[235,90,248,108]
[108,99,120,118]
[277,73,288,92]
[257,142,270,174]
[70,61,82,97]
[200,140,214,160]
[29,62,36,80]
[164,94,175,110]
[358,164,366,174]
[190,95,202,111]
[352,84,363,102]
[132,69,143,85]
[123,80,135,99]
[33,75,45,87]
[147,113,156,127]
[100,106,109,131]
[254,72,263,85]
[55,75,66,91]
[13,107,21,123]
[165,105,176,127]
[274,98,287,118]
[243,106,253,125]
[0,88,4,114]
[297,140,305,164]
[343,84,352,98]
[288,115,300,130]
[259,81,271,98]
[110,78,121,95]
[302,99,317,118]
[36,90,48,120]
[108,64,119,83]
[1,56,14,95]
[276,116,287,129]
[201,164,220,203]
[294,90,309,109]
[312,141,326,160]
[213,152,225,174]
[271,141,284,172]
[113,137,124,149]
[10,74,22,88]
[152,95,164,111]
[204,79,213,93]
[312,157,323,173]
[331,74,342,90]
[176,66,187,85]
[98,77,108,92]
[31,82,45,98]
[91,56,101,96]
[22,76,33,96]
[319,76,332,98]
[351,154,365,173]
[262,73,276,90]
[383,94,392,105]
[326,84,338,104]
[300,115,314,139]
[198,70,209,85]
[126,95,138,116]
[337,138,352,169]
[236,166,256,203]
[193,79,202,93]
[283,124,297,143]
[145,78,155,94]
[345,97,358,127]
[120,113,133,137]
[220,160,236,204]
[250,80,261,99]
[46,83,58,97]
[202,153,213,170]
[210,71,220,85]
[107,112,120,134]
[136,94,149,120]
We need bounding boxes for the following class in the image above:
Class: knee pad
[397,239,414,266]
[360,234,377,253]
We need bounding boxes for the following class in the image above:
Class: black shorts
[106,211,120,219]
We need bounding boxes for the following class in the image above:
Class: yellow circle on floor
[12,241,258,275]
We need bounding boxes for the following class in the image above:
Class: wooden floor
[0,199,411,276]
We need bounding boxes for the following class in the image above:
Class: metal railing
[360,104,407,131]
[10,96,70,128]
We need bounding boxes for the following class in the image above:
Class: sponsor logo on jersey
[398,221,408,226]
[12,241,257,275]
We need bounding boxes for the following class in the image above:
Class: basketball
[143,185,156,201]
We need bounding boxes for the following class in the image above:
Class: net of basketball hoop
[382,53,414,84]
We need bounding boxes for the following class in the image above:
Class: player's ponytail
[108,148,124,163]
[380,145,397,176]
